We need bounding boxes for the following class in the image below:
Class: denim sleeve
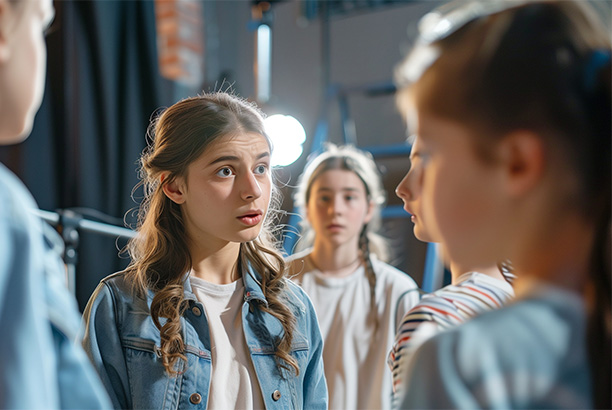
[81,282,131,409]
[301,293,328,409]
[39,224,112,409]
[0,218,60,409]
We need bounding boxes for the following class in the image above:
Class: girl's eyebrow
[316,187,360,193]
[208,152,270,166]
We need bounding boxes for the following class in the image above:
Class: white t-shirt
[287,251,420,410]
[189,276,265,410]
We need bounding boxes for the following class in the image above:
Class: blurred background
[1,0,609,310]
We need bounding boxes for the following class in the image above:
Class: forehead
[417,110,470,145]
[202,132,270,157]
[311,169,366,191]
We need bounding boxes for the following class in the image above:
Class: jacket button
[272,390,281,401]
[189,393,202,404]
[192,307,202,317]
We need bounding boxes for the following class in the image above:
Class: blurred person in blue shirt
[0,0,111,408]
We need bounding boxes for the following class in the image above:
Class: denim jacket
[0,163,111,409]
[81,267,328,409]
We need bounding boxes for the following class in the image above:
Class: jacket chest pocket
[249,340,310,410]
[123,337,212,410]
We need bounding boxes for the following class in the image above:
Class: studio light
[264,114,306,167]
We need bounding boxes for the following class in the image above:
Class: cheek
[349,202,370,225]
[25,24,46,108]
[420,166,463,242]
[428,164,498,246]
[262,182,272,206]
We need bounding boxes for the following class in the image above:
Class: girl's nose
[396,172,412,201]
[241,172,262,201]
[329,196,345,215]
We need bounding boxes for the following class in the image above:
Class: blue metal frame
[422,243,442,293]
[279,7,441,290]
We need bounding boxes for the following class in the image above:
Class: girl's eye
[216,167,234,177]
[254,164,268,175]
[319,196,331,203]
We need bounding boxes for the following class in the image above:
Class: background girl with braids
[81,92,327,409]
[287,144,419,410]
[393,1,611,408]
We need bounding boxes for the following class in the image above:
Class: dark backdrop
[0,0,175,309]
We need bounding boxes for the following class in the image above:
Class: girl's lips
[327,224,344,232]
[237,213,263,227]
[403,205,415,219]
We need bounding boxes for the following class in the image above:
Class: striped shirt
[388,272,514,404]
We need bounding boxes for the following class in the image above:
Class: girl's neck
[449,262,506,284]
[309,241,362,278]
[189,241,242,285]
[512,217,594,298]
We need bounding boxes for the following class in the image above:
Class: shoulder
[420,292,585,374]
[285,249,313,281]
[284,278,312,306]
[371,257,418,288]
[402,290,459,325]
[100,270,133,290]
[283,278,319,318]
[0,164,38,216]
[402,290,589,408]
[0,165,42,239]
[90,271,139,306]
[84,271,147,330]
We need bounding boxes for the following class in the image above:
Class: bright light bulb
[264,114,306,167]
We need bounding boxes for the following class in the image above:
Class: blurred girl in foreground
[394,1,610,408]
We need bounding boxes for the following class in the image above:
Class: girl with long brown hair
[81,92,327,409]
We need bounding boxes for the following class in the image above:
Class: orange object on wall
[154,0,204,87]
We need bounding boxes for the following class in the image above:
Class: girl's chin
[413,229,435,244]
[236,230,263,243]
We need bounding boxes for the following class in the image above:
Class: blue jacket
[0,163,111,409]
[81,268,328,409]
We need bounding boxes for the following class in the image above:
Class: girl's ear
[161,173,186,204]
[498,130,545,197]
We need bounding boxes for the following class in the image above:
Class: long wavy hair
[396,2,610,407]
[294,143,390,326]
[125,93,298,376]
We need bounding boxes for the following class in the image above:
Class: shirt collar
[179,262,269,307]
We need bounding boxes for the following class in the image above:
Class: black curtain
[0,0,175,309]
